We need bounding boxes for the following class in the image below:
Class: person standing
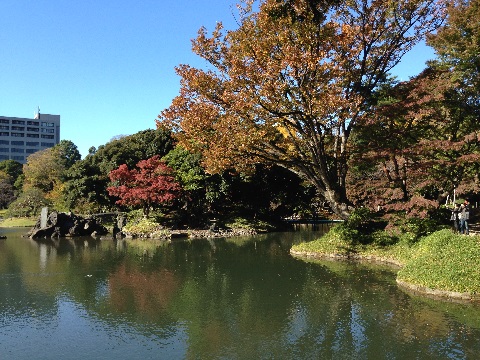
[460,199,470,235]
[451,203,461,233]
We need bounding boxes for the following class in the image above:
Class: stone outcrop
[28,211,108,240]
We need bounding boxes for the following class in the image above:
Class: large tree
[427,0,480,101]
[425,0,480,198]
[348,0,480,215]
[347,71,447,218]
[158,0,443,219]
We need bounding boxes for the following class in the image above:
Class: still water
[1,225,480,359]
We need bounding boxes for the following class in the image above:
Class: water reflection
[1,227,480,359]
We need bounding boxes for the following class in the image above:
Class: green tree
[158,0,443,219]
[7,188,50,218]
[427,0,480,101]
[163,146,212,225]
[23,148,64,193]
[54,140,82,169]
[0,172,15,209]
[21,140,81,211]
[0,160,23,187]
[63,128,174,213]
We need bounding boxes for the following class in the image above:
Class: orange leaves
[157,0,445,218]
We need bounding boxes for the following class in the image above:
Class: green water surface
[1,225,479,359]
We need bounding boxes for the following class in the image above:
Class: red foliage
[107,156,181,216]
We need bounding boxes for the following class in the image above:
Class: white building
[0,112,60,163]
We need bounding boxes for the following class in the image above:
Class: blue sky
[1,0,435,158]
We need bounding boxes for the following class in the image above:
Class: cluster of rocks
[28,210,108,240]
[27,207,260,241]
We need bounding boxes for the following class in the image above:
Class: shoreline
[122,227,259,240]
[290,249,480,303]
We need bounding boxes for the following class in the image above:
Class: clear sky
[0,0,435,158]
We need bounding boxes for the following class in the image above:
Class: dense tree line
[158,0,479,223]
[2,0,478,229]
[0,128,317,227]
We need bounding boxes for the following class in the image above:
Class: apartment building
[0,112,60,163]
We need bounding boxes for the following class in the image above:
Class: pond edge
[290,249,480,303]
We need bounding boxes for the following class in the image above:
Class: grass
[398,229,480,294]
[292,224,412,264]
[291,225,480,296]
[0,216,37,227]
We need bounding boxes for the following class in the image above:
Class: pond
[1,225,480,359]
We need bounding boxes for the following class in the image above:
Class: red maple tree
[107,156,181,217]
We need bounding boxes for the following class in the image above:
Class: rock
[28,211,109,240]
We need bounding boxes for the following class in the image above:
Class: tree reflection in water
[1,228,479,359]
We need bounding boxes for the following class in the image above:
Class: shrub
[400,217,444,244]
[123,217,161,237]
[340,208,388,244]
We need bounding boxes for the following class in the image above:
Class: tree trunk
[323,187,353,220]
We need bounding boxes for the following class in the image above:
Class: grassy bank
[0,216,36,228]
[291,226,480,298]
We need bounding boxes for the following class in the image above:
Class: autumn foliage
[158,0,444,219]
[107,156,181,217]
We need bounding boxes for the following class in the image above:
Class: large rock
[28,211,108,240]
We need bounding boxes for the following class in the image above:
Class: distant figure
[459,199,470,235]
[450,203,461,233]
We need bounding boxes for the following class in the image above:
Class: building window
[11,141,24,145]
[11,126,25,131]
[11,148,24,153]
[27,121,39,126]
[41,122,55,127]
[0,125,8,130]
[0,140,8,145]
[0,148,8,152]
[12,156,24,161]
[11,133,25,137]
[0,119,9,124]
[41,135,54,139]
[27,127,39,132]
[26,134,39,138]
[26,141,39,146]
[26,149,37,154]
[0,132,9,136]
[12,120,25,125]
[41,142,54,147]
[41,128,55,133]
[0,155,8,160]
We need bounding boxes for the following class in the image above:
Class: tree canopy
[158,0,444,219]
[107,156,182,217]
